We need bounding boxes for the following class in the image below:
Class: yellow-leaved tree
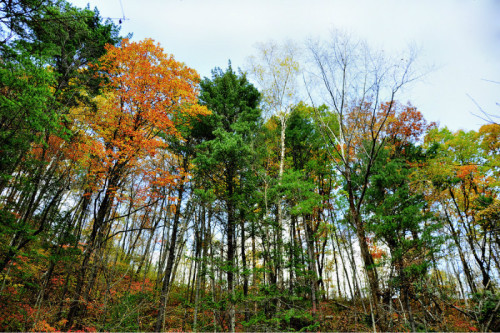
[66,38,208,329]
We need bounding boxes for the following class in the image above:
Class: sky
[70,0,500,131]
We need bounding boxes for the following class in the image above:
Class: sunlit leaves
[77,38,208,193]
[247,41,300,117]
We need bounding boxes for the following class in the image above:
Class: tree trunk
[66,171,119,329]
[302,215,318,314]
[347,182,385,329]
[226,165,236,333]
[240,213,249,324]
[155,169,186,332]
[276,116,287,291]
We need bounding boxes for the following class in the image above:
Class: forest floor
[0,269,480,332]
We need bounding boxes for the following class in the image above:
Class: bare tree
[247,40,300,291]
[469,78,500,125]
[305,30,419,329]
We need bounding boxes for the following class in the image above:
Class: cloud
[71,0,500,130]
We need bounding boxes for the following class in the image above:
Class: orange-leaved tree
[66,38,208,328]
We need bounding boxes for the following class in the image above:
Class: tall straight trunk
[240,213,249,324]
[444,210,477,294]
[207,209,219,330]
[276,116,287,290]
[201,206,209,299]
[326,208,348,299]
[155,166,186,332]
[185,248,195,303]
[156,206,172,289]
[317,235,328,299]
[189,217,201,303]
[66,171,120,329]
[226,165,236,333]
[451,259,467,300]
[252,219,257,315]
[332,242,342,299]
[345,226,361,299]
[302,215,317,314]
[193,206,206,332]
[120,195,135,260]
[295,225,307,293]
[289,215,297,292]
[346,176,384,328]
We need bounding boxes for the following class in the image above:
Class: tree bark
[155,165,186,332]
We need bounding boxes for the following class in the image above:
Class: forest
[0,0,499,332]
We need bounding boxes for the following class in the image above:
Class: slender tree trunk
[333,244,342,299]
[398,258,416,332]
[276,116,287,292]
[135,216,158,277]
[226,165,236,333]
[444,209,477,294]
[66,171,119,329]
[345,226,361,299]
[193,207,205,332]
[346,177,384,329]
[302,215,318,314]
[155,168,186,332]
[333,225,352,300]
[290,214,297,293]
[240,213,249,324]
[252,219,257,315]
[156,205,172,289]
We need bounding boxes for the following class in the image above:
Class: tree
[306,31,419,328]
[67,38,208,328]
[154,115,202,332]
[194,64,261,332]
[365,142,440,331]
[0,0,50,43]
[0,0,120,184]
[418,124,500,331]
[284,102,332,312]
[24,1,121,104]
[247,40,300,292]
[0,0,121,274]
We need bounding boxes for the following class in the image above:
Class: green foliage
[0,45,57,178]
[194,63,261,194]
[286,103,322,169]
[281,169,322,216]
[364,142,444,310]
[472,290,500,330]
[102,291,155,332]
[21,1,121,103]
[194,63,262,221]
[242,289,318,332]
[197,63,261,135]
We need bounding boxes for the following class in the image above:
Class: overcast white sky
[71,0,500,131]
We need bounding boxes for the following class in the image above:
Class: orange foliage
[30,135,65,162]
[366,236,387,261]
[456,164,477,180]
[381,101,435,146]
[76,38,208,195]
